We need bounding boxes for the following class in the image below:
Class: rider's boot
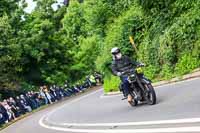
[127,94,134,106]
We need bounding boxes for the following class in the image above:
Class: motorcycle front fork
[130,90,142,101]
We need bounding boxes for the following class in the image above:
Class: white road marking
[39,117,200,133]
[40,115,200,132]
[48,117,200,127]
[100,93,122,98]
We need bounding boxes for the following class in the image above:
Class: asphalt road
[1,78,200,133]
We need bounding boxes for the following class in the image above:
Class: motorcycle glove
[117,72,122,76]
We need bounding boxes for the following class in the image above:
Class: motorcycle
[119,65,156,106]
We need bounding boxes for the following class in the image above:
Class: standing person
[43,86,53,104]
[89,75,96,86]
[30,91,40,108]
[55,86,62,100]
[24,93,36,110]
[85,76,92,88]
[20,95,32,112]
[94,72,103,84]
[15,96,26,114]
[7,97,20,118]
[0,102,9,124]
[49,86,57,102]
[39,86,48,105]
[2,99,16,121]
[74,85,82,93]
[0,112,4,125]
[110,47,141,105]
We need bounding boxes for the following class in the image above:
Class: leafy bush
[103,74,121,93]
[97,0,200,92]
[175,54,199,75]
[160,64,174,80]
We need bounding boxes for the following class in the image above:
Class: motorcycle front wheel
[130,91,138,106]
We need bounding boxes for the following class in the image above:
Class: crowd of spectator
[0,72,103,126]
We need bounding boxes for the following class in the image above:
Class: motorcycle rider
[111,47,141,105]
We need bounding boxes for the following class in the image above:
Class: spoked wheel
[144,84,156,105]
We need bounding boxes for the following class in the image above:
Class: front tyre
[144,84,156,105]
[128,99,138,107]
[130,92,138,106]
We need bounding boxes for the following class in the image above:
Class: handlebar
[136,63,145,67]
[121,64,145,75]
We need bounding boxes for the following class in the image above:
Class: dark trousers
[121,77,130,97]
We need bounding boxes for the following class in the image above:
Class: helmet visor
[112,49,120,55]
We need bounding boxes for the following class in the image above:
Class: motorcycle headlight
[128,74,136,82]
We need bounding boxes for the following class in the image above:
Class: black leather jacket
[111,55,139,78]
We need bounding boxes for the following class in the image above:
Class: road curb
[104,68,200,96]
